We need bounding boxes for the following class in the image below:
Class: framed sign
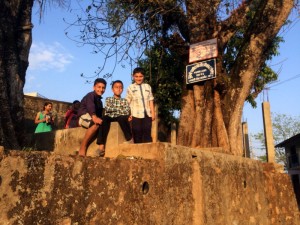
[186,59,216,84]
[189,38,218,63]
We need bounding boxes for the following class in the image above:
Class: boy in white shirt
[126,67,155,143]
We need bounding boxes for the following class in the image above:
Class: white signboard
[189,38,218,63]
[186,59,216,84]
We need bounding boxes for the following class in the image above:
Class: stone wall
[0,143,299,224]
[30,124,126,156]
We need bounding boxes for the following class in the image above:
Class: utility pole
[262,101,275,163]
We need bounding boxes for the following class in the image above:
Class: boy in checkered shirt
[102,80,133,143]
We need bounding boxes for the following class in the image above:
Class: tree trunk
[178,0,294,155]
[0,0,33,149]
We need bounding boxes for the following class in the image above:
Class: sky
[24,2,300,148]
[25,2,135,102]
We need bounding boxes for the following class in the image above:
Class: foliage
[137,43,184,126]
[68,0,284,103]
[138,18,284,122]
[65,0,296,153]
[222,14,285,108]
[256,154,267,163]
[253,113,300,165]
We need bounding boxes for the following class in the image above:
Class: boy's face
[112,82,123,97]
[94,82,106,96]
[133,72,144,85]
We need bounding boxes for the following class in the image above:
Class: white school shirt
[126,83,154,118]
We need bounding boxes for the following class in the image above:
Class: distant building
[276,134,300,208]
[25,92,48,99]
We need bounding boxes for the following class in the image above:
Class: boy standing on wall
[126,67,155,143]
[77,78,107,156]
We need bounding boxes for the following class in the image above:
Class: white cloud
[27,74,35,82]
[28,42,74,72]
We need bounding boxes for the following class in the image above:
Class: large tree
[0,0,66,149]
[70,0,296,155]
[0,0,34,149]
[176,0,292,155]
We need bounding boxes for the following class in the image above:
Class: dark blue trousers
[97,115,132,145]
[132,115,152,143]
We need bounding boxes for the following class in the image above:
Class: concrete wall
[29,124,126,156]
[0,143,299,225]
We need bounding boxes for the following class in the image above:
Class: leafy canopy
[65,0,294,124]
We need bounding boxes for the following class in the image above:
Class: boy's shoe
[96,148,105,157]
[99,150,105,157]
[123,139,133,144]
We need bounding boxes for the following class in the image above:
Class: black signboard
[186,59,216,84]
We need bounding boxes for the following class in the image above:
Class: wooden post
[242,122,250,158]
[171,122,177,145]
[262,102,275,163]
[152,104,158,143]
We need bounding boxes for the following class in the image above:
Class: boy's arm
[121,98,131,115]
[85,93,102,124]
[65,109,72,122]
[125,86,132,104]
[147,84,155,121]
[85,93,97,116]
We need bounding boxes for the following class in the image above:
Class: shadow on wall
[291,174,300,210]
[24,132,56,151]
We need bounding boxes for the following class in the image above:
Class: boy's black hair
[73,100,80,104]
[94,78,107,86]
[132,67,145,76]
[111,80,123,88]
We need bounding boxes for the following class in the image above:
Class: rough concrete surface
[0,143,299,225]
[28,124,126,157]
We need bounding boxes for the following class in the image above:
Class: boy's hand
[128,115,132,122]
[151,114,155,121]
[97,118,103,125]
[92,115,102,125]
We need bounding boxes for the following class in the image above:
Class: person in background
[34,102,55,133]
[103,80,133,143]
[64,100,80,128]
[126,67,155,143]
[77,78,107,157]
